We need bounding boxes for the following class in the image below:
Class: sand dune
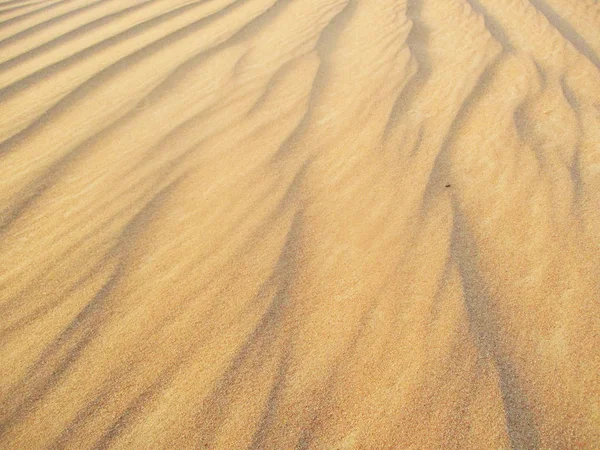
[1,0,599,448]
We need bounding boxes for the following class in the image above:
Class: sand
[0,0,599,448]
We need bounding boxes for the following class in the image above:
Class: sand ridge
[0,0,599,448]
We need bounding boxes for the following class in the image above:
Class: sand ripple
[1,0,599,448]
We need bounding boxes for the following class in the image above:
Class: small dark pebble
[445,184,451,188]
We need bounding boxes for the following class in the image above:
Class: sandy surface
[1,0,599,448]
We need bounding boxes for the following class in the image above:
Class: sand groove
[1,0,599,448]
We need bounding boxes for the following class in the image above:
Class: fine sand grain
[1,0,600,448]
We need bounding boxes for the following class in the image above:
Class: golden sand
[1,0,599,448]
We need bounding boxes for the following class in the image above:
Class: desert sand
[0,0,599,448]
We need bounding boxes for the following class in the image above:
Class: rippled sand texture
[1,0,600,448]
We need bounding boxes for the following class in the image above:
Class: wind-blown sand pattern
[1,0,599,448]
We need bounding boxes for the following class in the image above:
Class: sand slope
[1,0,599,448]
